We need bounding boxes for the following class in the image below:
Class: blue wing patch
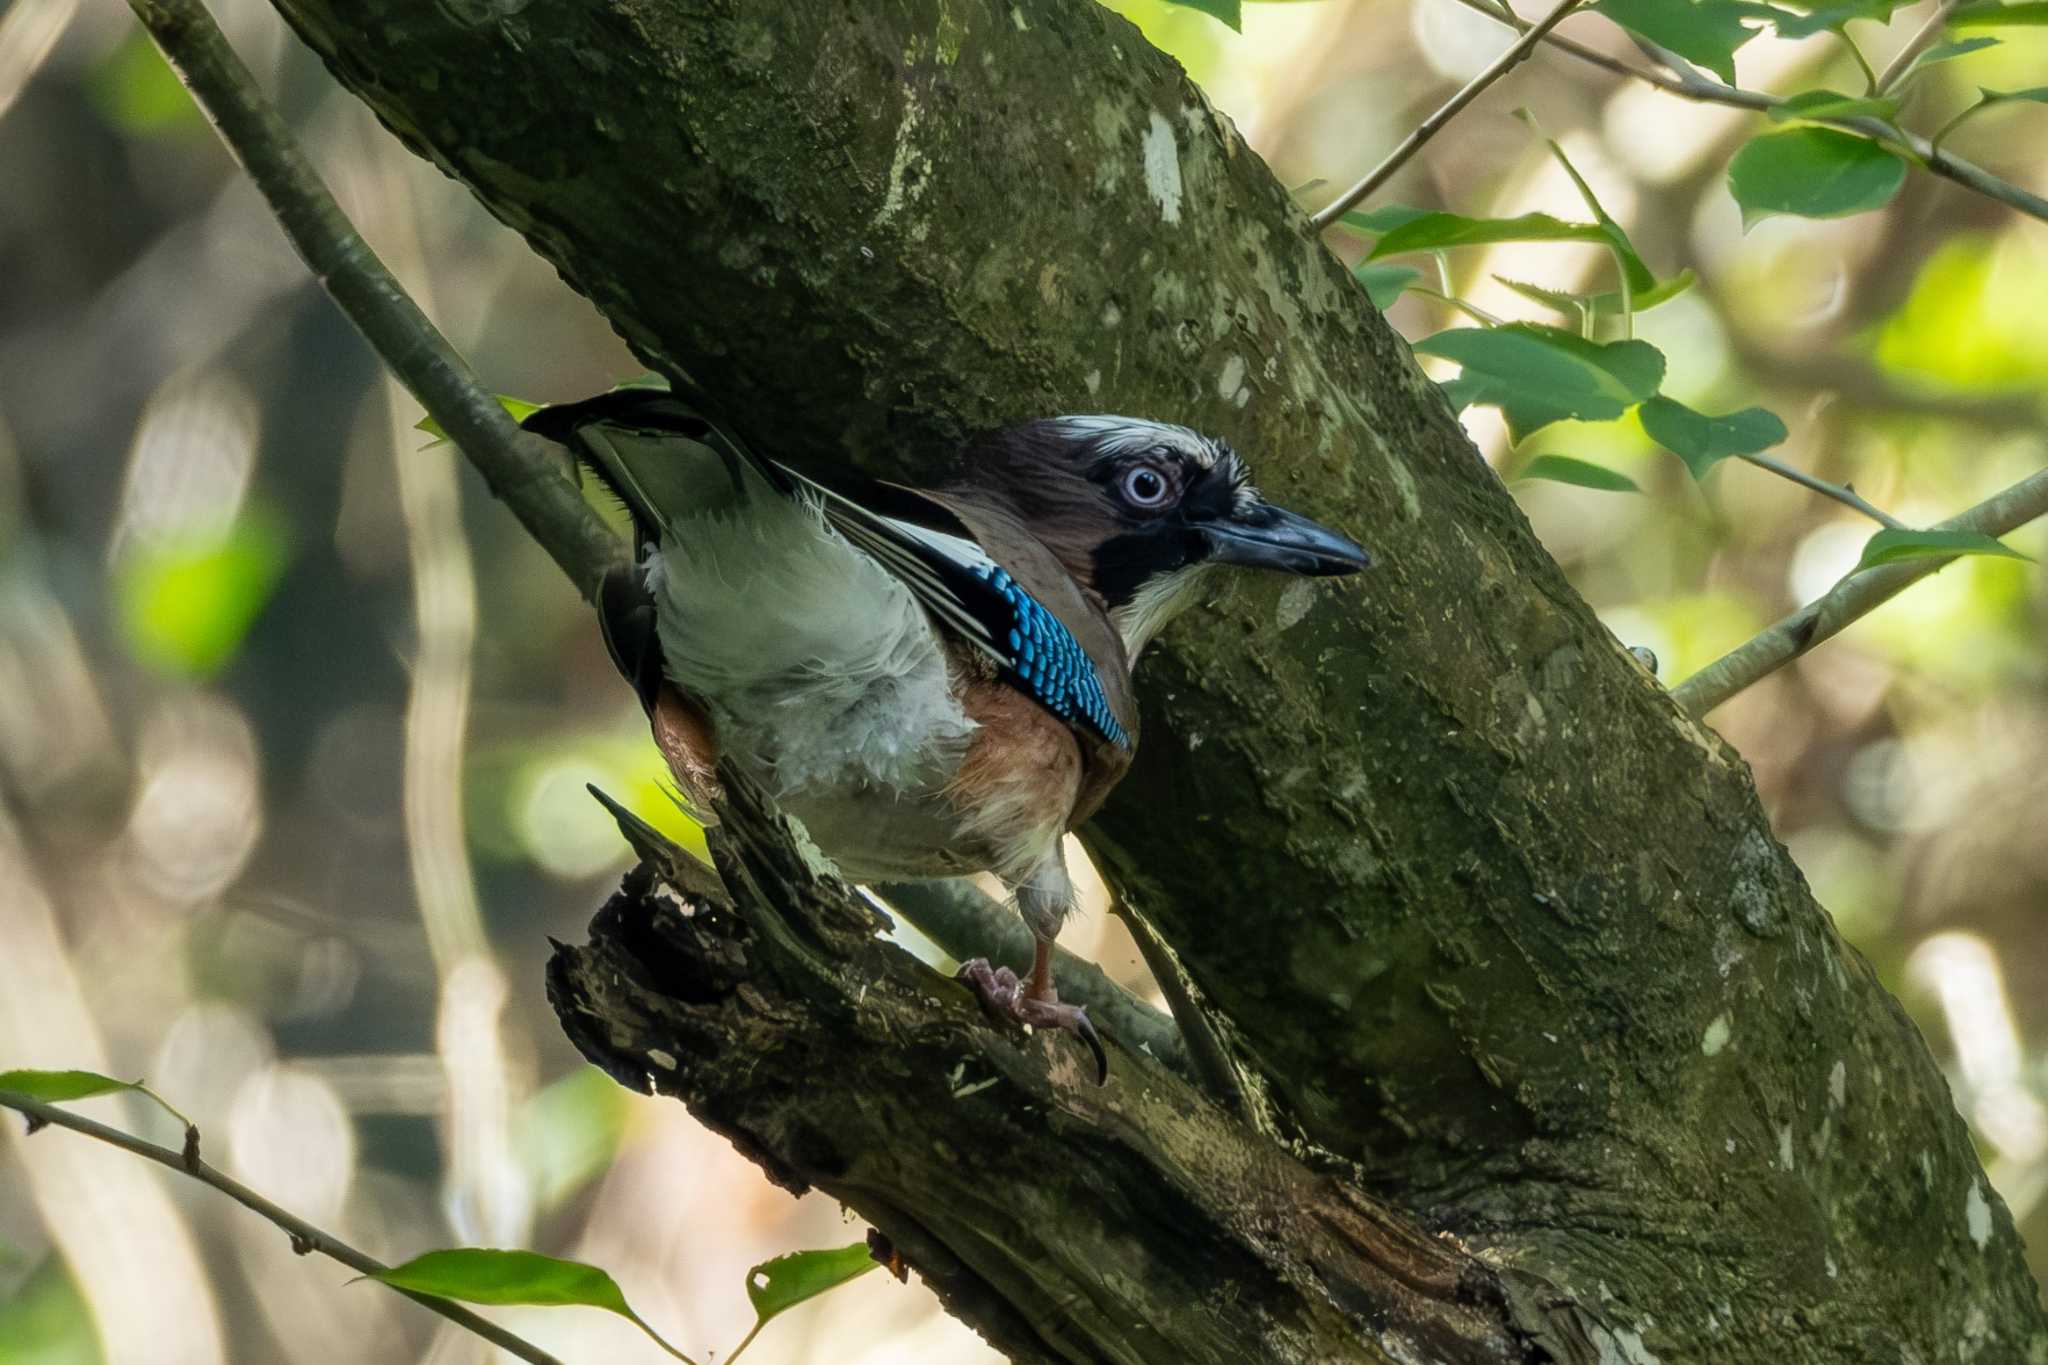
[971,564,1129,749]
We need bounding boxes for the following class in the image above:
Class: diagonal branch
[1874,0,1967,93]
[127,0,623,601]
[1672,465,2048,715]
[0,1091,566,1365]
[1309,0,1584,228]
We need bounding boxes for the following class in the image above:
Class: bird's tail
[520,379,792,544]
[523,379,792,707]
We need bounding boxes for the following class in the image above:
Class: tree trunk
[263,0,2047,1359]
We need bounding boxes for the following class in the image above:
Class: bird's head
[969,416,1372,656]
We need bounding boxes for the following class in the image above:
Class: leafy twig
[1439,0,2048,225]
[1672,466,2048,716]
[1309,0,1585,229]
[125,0,624,601]
[0,1090,568,1365]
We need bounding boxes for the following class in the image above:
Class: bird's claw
[954,958,1108,1085]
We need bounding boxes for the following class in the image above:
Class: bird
[522,384,1372,1081]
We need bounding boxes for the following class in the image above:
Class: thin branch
[0,1091,567,1365]
[1739,453,1907,528]
[126,0,624,601]
[1439,0,2048,226]
[1309,0,1585,229]
[1672,465,2048,716]
[1875,0,1966,93]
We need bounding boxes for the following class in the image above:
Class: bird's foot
[954,958,1108,1084]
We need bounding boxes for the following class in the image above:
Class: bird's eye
[1120,464,1172,509]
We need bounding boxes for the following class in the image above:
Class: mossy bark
[265,0,2046,1359]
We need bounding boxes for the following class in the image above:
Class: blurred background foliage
[0,0,2043,1360]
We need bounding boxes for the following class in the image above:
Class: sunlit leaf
[1952,1,2048,27]
[374,1249,628,1311]
[113,512,289,678]
[1638,397,1788,478]
[743,1245,880,1326]
[1416,325,1665,440]
[1493,277,1592,313]
[1726,128,1906,226]
[415,395,544,443]
[0,1070,136,1103]
[1368,210,1608,257]
[1337,203,1435,237]
[1852,528,2033,572]
[1590,0,1762,84]
[1909,35,2002,68]
[517,1068,635,1211]
[0,1256,102,1365]
[87,32,203,137]
[1162,0,1241,29]
[1873,236,2048,389]
[1494,269,1697,316]
[1767,89,1900,122]
[1355,262,1421,310]
[1516,455,1641,493]
[370,1249,694,1359]
[1905,36,2002,76]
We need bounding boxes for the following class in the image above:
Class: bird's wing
[523,385,1131,750]
[800,480,1132,748]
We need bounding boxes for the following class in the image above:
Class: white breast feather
[648,488,976,796]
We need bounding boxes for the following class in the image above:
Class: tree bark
[264,0,2047,1359]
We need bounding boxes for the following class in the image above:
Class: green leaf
[1768,1,1885,36]
[1908,36,2002,70]
[0,1256,102,1365]
[517,1068,634,1211]
[1163,0,1241,27]
[1516,455,1641,492]
[1767,88,1900,122]
[1852,528,2033,572]
[415,394,543,442]
[370,1250,693,1360]
[1368,210,1607,258]
[1531,132,1661,299]
[1494,269,1697,317]
[1726,128,1907,225]
[372,1250,633,1312]
[1416,324,1666,440]
[1952,1,2048,27]
[1337,203,1435,237]
[1638,397,1788,478]
[744,1245,880,1326]
[0,1070,137,1103]
[1354,262,1421,310]
[87,32,204,138]
[1590,0,1763,84]
[113,511,289,678]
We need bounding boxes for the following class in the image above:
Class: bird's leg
[955,847,1108,1082]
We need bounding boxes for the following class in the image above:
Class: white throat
[1110,564,1216,659]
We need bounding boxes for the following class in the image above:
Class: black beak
[1201,502,1373,576]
